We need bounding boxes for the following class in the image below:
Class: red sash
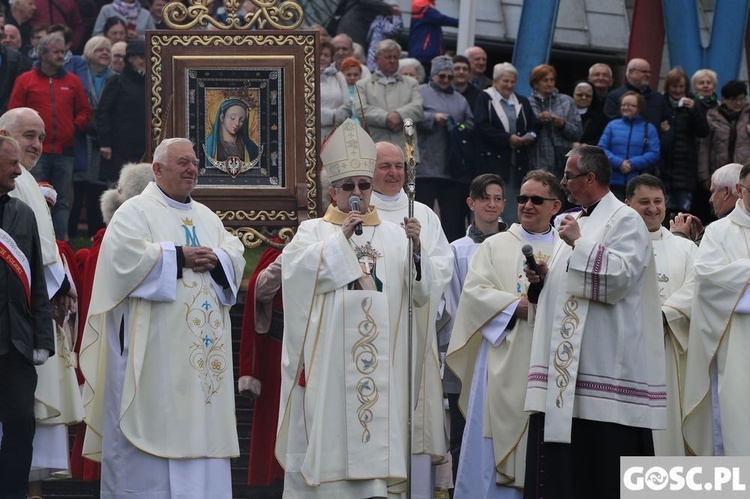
[0,228,32,306]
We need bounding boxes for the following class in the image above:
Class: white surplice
[277,205,432,498]
[371,191,453,498]
[683,201,750,456]
[447,224,556,498]
[526,192,666,443]
[649,227,696,456]
[79,182,245,498]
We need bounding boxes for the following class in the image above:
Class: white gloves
[32,348,50,365]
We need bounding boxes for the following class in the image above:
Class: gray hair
[464,46,486,58]
[691,68,718,90]
[588,63,612,78]
[0,107,42,135]
[398,57,425,83]
[374,38,401,58]
[153,137,193,166]
[38,33,65,56]
[712,162,743,195]
[493,62,517,81]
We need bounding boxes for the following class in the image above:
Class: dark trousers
[524,413,654,499]
[0,348,38,498]
[416,178,469,243]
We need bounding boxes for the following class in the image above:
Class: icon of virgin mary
[204,98,262,177]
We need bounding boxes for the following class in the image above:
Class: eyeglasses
[339,181,372,192]
[517,195,558,205]
[562,171,589,181]
[437,74,454,81]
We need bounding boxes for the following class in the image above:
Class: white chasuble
[683,201,750,456]
[278,205,431,497]
[447,224,556,492]
[526,192,666,443]
[371,191,453,462]
[80,182,244,461]
[650,227,696,456]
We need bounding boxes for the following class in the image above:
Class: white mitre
[320,118,376,182]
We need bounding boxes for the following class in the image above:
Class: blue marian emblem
[181,217,200,247]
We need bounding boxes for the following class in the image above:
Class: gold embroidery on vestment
[554,296,579,408]
[352,296,379,443]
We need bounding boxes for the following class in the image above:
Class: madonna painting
[204,98,262,178]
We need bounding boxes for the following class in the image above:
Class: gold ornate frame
[147,1,319,249]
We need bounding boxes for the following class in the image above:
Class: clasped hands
[183,246,219,273]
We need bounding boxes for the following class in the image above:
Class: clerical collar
[323,204,381,226]
[580,200,601,217]
[156,185,192,210]
[519,224,555,243]
[649,229,663,240]
[372,190,401,203]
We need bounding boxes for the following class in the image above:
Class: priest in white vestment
[79,138,245,499]
[625,174,696,456]
[277,120,431,498]
[683,163,750,456]
[448,170,561,499]
[442,173,507,486]
[523,145,665,499]
[0,108,83,490]
[370,141,452,499]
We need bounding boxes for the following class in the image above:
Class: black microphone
[349,195,363,235]
[522,244,543,304]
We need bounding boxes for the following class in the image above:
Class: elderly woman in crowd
[93,0,155,40]
[528,64,582,176]
[319,40,350,140]
[659,67,709,218]
[692,68,719,113]
[571,80,607,147]
[398,57,425,83]
[598,91,660,199]
[473,62,539,223]
[110,40,127,73]
[698,79,750,193]
[416,55,474,241]
[340,56,364,125]
[101,16,128,45]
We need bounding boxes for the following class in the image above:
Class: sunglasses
[339,181,372,192]
[437,74,454,81]
[517,195,557,205]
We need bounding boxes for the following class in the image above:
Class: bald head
[464,46,487,78]
[626,58,652,89]
[374,142,405,196]
[0,108,46,169]
[3,24,21,50]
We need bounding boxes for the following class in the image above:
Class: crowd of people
[2,0,750,498]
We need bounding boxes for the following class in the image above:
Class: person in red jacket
[8,33,92,240]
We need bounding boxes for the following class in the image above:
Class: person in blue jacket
[598,91,660,200]
[408,0,458,72]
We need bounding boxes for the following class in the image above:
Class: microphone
[349,195,363,235]
[522,244,543,304]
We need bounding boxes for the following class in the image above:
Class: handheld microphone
[522,244,543,303]
[349,195,363,235]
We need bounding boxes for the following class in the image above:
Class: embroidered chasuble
[683,201,750,456]
[277,205,432,498]
[525,192,666,443]
[371,191,453,462]
[649,227,696,456]
[447,223,556,491]
[80,182,245,461]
